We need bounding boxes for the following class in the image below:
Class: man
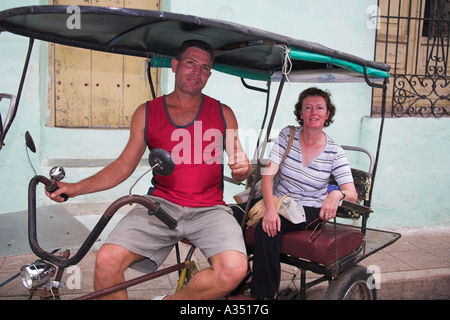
[48,40,251,299]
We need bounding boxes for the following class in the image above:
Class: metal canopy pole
[362,66,388,233]
[240,77,271,160]
[368,78,388,207]
[240,75,286,230]
[0,37,34,151]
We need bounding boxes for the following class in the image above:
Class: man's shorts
[105,195,246,273]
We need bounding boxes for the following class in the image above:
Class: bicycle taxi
[0,5,400,300]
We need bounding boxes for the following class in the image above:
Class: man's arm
[48,104,148,202]
[221,104,251,183]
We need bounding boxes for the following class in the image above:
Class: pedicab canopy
[0,5,390,82]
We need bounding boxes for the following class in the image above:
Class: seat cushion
[244,224,363,266]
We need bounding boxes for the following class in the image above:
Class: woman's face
[300,95,330,129]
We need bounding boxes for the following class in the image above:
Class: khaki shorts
[105,195,246,273]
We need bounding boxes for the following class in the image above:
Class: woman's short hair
[293,87,336,127]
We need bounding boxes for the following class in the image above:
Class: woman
[247,87,357,299]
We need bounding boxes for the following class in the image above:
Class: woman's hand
[320,183,358,221]
[320,190,341,221]
[262,209,281,237]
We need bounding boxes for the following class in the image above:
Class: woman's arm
[261,161,281,237]
[320,182,357,221]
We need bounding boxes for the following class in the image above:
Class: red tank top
[145,95,226,207]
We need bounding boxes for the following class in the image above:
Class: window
[372,0,449,118]
[422,0,450,38]
[48,0,161,128]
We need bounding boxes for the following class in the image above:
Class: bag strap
[276,126,295,178]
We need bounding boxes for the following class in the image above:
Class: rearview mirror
[25,131,36,153]
[149,148,175,176]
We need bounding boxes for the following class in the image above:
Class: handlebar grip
[46,183,69,202]
[148,202,178,230]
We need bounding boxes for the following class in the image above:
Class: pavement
[0,202,449,300]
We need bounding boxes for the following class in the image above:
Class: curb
[377,268,450,300]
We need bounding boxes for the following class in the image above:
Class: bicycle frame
[25,173,198,300]
[75,248,198,300]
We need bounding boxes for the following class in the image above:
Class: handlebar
[45,180,69,202]
[28,175,178,268]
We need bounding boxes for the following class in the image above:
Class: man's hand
[228,151,251,182]
[44,181,76,203]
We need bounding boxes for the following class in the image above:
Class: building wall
[0,0,448,229]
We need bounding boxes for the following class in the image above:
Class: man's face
[172,47,213,97]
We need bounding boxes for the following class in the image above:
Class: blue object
[327,184,340,193]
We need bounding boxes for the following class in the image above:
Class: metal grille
[373,0,450,117]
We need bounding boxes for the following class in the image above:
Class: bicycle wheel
[325,265,377,300]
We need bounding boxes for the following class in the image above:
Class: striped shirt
[269,126,353,208]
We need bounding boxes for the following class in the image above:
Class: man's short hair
[176,40,215,66]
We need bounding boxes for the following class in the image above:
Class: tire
[325,265,377,300]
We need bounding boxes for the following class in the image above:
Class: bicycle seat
[244,224,363,266]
